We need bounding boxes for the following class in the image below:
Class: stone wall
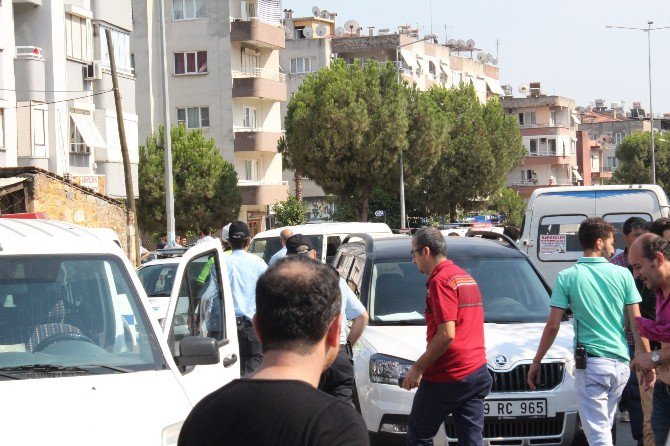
[0,167,138,263]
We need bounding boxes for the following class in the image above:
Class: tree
[273,195,307,226]
[278,136,303,201]
[138,125,241,234]
[284,59,408,221]
[610,132,670,190]
[490,187,526,227]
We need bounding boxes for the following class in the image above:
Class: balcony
[508,179,538,186]
[239,181,289,206]
[523,154,573,166]
[230,19,285,49]
[14,46,46,102]
[232,70,286,101]
[234,128,283,153]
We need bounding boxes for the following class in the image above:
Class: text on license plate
[484,399,547,418]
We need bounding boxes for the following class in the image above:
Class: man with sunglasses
[403,227,491,446]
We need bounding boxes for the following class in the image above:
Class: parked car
[334,232,579,445]
[519,184,670,285]
[0,218,238,445]
[250,222,393,264]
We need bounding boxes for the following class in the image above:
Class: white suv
[334,233,580,446]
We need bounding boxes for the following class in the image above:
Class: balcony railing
[602,166,617,172]
[15,46,44,61]
[232,67,285,83]
[519,121,570,129]
[233,126,284,133]
[239,180,288,186]
[509,179,539,186]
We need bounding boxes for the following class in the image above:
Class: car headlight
[161,421,183,446]
[369,353,414,384]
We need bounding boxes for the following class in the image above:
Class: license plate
[484,399,547,418]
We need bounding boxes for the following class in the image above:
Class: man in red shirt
[402,227,492,445]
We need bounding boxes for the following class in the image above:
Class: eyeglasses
[410,247,425,257]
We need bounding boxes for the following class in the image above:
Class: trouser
[236,317,262,376]
[651,381,670,446]
[319,345,355,406]
[575,357,629,446]
[623,344,644,445]
[639,370,655,446]
[406,364,492,446]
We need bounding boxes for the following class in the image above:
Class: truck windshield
[0,255,164,376]
[369,257,551,325]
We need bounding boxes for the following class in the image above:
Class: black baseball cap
[286,234,315,255]
[229,221,250,240]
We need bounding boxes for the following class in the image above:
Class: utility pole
[105,29,139,265]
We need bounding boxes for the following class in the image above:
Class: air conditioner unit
[63,172,72,181]
[83,61,103,80]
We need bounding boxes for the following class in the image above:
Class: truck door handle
[223,354,238,368]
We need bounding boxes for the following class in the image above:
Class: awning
[0,177,26,190]
[440,63,451,76]
[400,49,418,69]
[571,167,583,181]
[415,55,429,73]
[571,112,582,125]
[70,112,106,148]
[485,78,505,95]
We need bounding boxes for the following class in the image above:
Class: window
[69,118,90,167]
[240,0,255,19]
[603,213,652,252]
[290,57,313,74]
[548,139,557,155]
[245,159,259,181]
[65,13,92,61]
[242,106,257,128]
[589,132,597,141]
[173,0,205,20]
[591,154,599,171]
[518,113,524,125]
[242,50,259,72]
[529,139,538,155]
[550,111,557,126]
[0,109,4,149]
[294,27,305,39]
[33,109,46,147]
[521,169,533,181]
[100,27,132,73]
[615,132,623,145]
[177,107,209,129]
[525,112,537,125]
[174,51,207,74]
[537,215,587,261]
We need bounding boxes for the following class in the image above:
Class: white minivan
[520,184,670,285]
[250,222,393,264]
[0,218,239,445]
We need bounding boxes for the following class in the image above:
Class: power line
[4,90,114,109]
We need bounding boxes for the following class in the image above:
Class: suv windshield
[370,257,550,325]
[250,235,324,263]
[0,255,163,375]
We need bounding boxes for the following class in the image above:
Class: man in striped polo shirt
[402,227,492,446]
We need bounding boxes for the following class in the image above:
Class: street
[617,419,636,446]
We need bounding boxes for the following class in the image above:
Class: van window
[0,255,163,375]
[250,235,324,263]
[603,213,652,252]
[537,215,587,261]
[326,236,341,264]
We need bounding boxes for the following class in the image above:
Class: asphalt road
[617,419,637,446]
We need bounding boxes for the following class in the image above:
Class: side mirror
[174,336,220,367]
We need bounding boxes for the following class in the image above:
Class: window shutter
[71,15,83,60]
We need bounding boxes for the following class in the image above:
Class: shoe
[619,411,630,422]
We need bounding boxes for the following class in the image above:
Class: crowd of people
[169,216,670,446]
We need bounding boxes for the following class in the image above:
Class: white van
[0,218,239,445]
[520,184,670,285]
[250,222,393,264]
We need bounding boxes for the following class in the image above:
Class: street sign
[374,210,385,218]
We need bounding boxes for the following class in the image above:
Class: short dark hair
[413,227,447,258]
[637,233,670,261]
[230,238,247,250]
[255,256,341,353]
[650,218,670,238]
[578,217,615,250]
[503,226,520,241]
[622,217,650,235]
[200,227,211,236]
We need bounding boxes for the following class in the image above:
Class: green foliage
[285,59,409,221]
[273,195,307,226]
[490,187,526,227]
[610,132,670,190]
[138,125,241,234]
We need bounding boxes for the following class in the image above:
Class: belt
[586,352,601,358]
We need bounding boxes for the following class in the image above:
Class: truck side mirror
[174,336,220,367]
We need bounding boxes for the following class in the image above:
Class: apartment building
[132,0,287,235]
[279,8,504,220]
[1,0,138,198]
[501,84,581,199]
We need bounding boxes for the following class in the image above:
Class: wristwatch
[651,350,661,367]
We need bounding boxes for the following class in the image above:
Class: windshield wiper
[148,293,171,297]
[0,364,89,374]
[83,364,133,373]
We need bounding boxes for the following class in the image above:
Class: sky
[286,0,670,114]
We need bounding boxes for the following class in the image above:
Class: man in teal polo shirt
[528,217,651,446]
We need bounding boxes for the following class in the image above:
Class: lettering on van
[539,235,567,254]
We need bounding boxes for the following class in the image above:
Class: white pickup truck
[0,217,238,445]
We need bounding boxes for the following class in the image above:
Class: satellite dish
[284,27,292,38]
[312,5,320,17]
[303,27,314,38]
[466,39,475,48]
[502,85,513,96]
[320,9,330,18]
[315,24,327,37]
[492,58,498,66]
[518,84,530,96]
[477,52,488,63]
[456,39,465,47]
[447,39,457,46]
[334,27,345,37]
[486,53,493,63]
[343,20,360,34]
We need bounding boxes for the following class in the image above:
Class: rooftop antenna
[429,0,433,37]
[496,38,499,60]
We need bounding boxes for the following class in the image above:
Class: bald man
[268,228,294,266]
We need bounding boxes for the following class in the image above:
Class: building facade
[132,0,287,235]
[1,0,138,198]
[501,87,581,198]
[279,9,504,220]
